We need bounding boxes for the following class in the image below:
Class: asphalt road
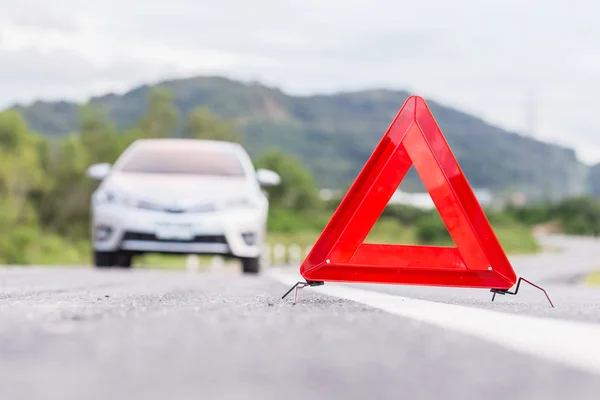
[1,234,600,400]
[329,233,600,324]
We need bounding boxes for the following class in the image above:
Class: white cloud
[1,0,600,163]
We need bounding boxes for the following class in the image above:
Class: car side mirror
[256,168,281,187]
[87,163,112,181]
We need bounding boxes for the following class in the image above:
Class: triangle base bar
[304,264,512,289]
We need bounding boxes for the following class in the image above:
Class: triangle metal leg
[490,277,555,308]
[281,280,324,304]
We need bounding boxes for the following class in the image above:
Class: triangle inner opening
[364,165,456,247]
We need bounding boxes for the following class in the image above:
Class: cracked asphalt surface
[1,262,600,400]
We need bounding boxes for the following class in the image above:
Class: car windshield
[117,146,246,176]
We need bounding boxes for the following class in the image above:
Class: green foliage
[0,87,252,264]
[266,208,330,233]
[505,196,600,237]
[554,197,600,236]
[79,103,119,163]
[254,148,321,212]
[584,270,600,286]
[380,204,429,225]
[482,208,520,226]
[0,109,29,150]
[11,76,589,201]
[491,224,541,254]
[0,114,88,264]
[135,87,180,138]
[504,203,553,226]
[265,206,540,256]
[0,83,549,266]
[184,106,242,143]
[589,163,600,197]
[414,213,452,245]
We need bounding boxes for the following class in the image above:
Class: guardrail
[185,243,311,270]
[261,243,313,266]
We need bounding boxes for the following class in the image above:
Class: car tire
[116,252,133,268]
[94,251,117,268]
[241,257,260,274]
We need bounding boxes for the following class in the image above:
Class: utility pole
[524,87,548,202]
[526,88,537,137]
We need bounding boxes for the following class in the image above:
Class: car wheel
[116,252,133,268]
[94,251,117,268]
[241,257,260,274]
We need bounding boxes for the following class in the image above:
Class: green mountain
[589,163,600,197]
[9,76,590,201]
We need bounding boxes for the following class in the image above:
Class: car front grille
[122,232,227,244]
[136,201,217,214]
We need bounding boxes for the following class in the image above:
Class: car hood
[102,173,254,206]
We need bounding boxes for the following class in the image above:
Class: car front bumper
[91,204,265,258]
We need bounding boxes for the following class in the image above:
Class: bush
[483,209,519,226]
[504,203,553,226]
[267,208,331,233]
[381,204,429,225]
[414,213,452,245]
[30,235,90,265]
[0,226,40,264]
[554,197,600,236]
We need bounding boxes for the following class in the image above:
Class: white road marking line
[268,269,600,376]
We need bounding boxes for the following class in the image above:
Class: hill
[589,163,600,196]
[9,76,589,200]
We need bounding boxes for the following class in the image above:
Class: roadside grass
[14,217,540,269]
[268,219,416,248]
[493,225,541,255]
[584,270,600,286]
[18,237,91,266]
[268,219,540,255]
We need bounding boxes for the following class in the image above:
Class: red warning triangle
[300,95,517,290]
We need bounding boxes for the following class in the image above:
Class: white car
[86,138,281,274]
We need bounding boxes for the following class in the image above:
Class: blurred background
[1,0,600,280]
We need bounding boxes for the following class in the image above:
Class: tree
[79,104,119,163]
[0,109,28,151]
[0,110,48,264]
[135,87,179,138]
[34,134,95,238]
[254,148,320,212]
[0,111,45,220]
[184,106,242,143]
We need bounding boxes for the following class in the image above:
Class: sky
[1,0,600,164]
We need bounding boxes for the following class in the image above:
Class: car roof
[130,138,244,152]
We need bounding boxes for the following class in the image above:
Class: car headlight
[93,190,140,207]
